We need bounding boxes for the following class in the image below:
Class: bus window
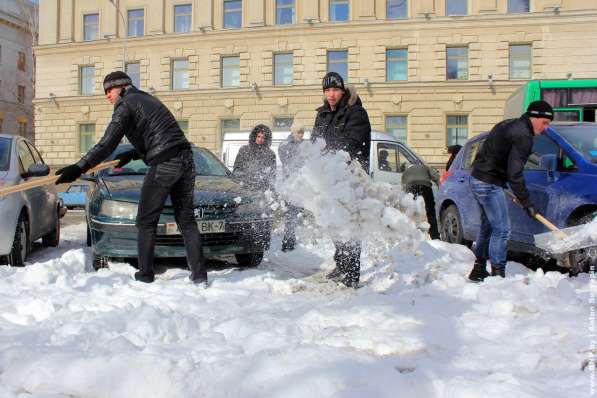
[554,110,581,122]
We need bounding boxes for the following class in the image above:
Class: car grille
[162,204,237,220]
[156,232,243,246]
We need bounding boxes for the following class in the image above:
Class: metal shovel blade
[534,223,597,254]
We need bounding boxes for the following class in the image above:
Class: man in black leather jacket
[55,71,207,286]
[312,72,371,289]
[467,100,553,282]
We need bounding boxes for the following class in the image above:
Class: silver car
[0,134,62,266]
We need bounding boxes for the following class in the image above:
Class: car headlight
[99,200,138,220]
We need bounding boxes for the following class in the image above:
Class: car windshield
[107,147,230,176]
[0,137,10,171]
[553,124,597,164]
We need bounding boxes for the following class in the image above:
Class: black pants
[282,204,301,249]
[334,241,361,283]
[407,184,440,240]
[136,150,206,280]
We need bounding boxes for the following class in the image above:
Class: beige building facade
[34,0,597,167]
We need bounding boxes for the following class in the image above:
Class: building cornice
[34,10,597,55]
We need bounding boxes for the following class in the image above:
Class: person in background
[378,150,392,171]
[278,123,305,251]
[446,144,462,171]
[312,71,371,289]
[467,100,553,282]
[233,124,276,192]
[401,163,440,239]
[54,71,207,286]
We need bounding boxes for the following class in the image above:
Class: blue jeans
[470,176,510,269]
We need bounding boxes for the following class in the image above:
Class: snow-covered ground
[0,222,592,398]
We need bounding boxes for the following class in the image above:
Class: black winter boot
[491,266,505,278]
[468,260,489,282]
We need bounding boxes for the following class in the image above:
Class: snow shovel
[0,160,119,198]
[504,190,596,255]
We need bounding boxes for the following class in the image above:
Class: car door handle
[457,178,466,183]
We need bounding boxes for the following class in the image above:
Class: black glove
[114,149,139,168]
[525,205,537,219]
[55,164,83,185]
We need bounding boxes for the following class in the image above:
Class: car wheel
[440,204,466,245]
[92,253,109,271]
[568,211,597,276]
[235,252,264,267]
[42,208,61,247]
[9,214,29,267]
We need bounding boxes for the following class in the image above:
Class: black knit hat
[322,72,345,91]
[103,71,133,93]
[526,100,554,120]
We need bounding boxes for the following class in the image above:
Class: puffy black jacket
[233,125,276,191]
[278,134,304,178]
[312,86,371,171]
[471,115,535,207]
[76,86,190,170]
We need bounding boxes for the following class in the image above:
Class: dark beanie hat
[322,72,345,91]
[526,100,554,120]
[103,71,133,93]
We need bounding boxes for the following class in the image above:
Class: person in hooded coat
[233,124,276,192]
[311,71,371,289]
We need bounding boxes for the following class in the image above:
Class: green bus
[504,79,597,122]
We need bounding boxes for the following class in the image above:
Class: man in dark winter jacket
[312,71,371,289]
[233,124,276,192]
[401,164,440,239]
[54,71,207,286]
[467,100,553,282]
[278,123,305,251]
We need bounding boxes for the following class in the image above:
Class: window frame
[446,46,469,80]
[83,13,100,41]
[446,0,468,16]
[327,50,348,82]
[276,0,295,25]
[223,0,242,29]
[127,8,145,37]
[79,65,95,95]
[273,117,294,130]
[171,58,190,90]
[385,115,408,143]
[329,0,349,22]
[79,123,96,154]
[174,3,192,33]
[509,43,532,80]
[221,55,241,88]
[17,85,25,104]
[386,48,408,82]
[446,114,469,147]
[273,52,294,86]
[17,51,26,72]
[387,0,408,19]
[126,62,141,88]
[508,0,530,13]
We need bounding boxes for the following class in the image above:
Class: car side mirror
[23,163,50,178]
[540,154,557,172]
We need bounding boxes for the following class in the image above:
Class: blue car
[59,183,89,209]
[437,122,597,270]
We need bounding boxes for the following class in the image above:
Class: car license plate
[165,220,225,235]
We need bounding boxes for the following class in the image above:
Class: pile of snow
[0,225,591,398]
[275,139,427,258]
[535,215,597,254]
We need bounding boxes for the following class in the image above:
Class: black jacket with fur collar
[312,85,371,171]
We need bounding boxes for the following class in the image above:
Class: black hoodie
[233,124,277,191]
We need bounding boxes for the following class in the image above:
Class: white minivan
[221,129,434,188]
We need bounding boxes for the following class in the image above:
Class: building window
[330,0,349,22]
[274,53,293,85]
[79,124,96,153]
[221,56,240,87]
[327,50,348,82]
[221,118,240,134]
[276,0,295,25]
[447,115,468,146]
[387,0,407,19]
[17,51,26,71]
[171,59,189,90]
[18,120,27,136]
[508,0,529,13]
[446,0,467,15]
[80,66,95,95]
[509,44,532,80]
[386,49,407,81]
[17,85,25,103]
[178,120,189,135]
[224,0,242,29]
[446,46,468,80]
[274,117,294,130]
[386,116,407,142]
[174,4,192,33]
[83,13,99,41]
[128,9,144,37]
[125,62,140,88]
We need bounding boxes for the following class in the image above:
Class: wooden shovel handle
[0,160,119,197]
[504,189,563,233]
